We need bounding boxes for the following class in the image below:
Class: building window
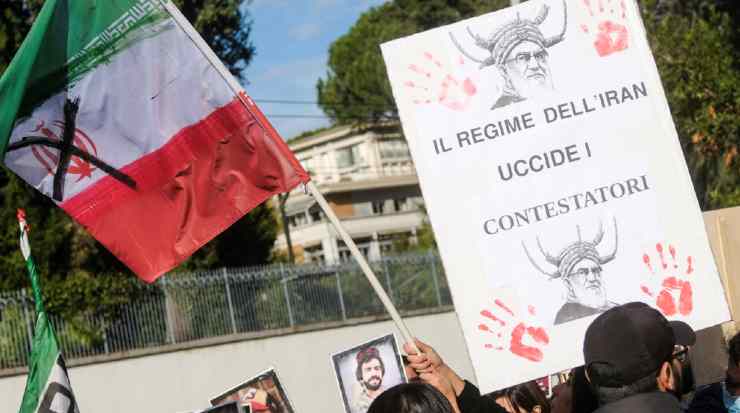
[393,197,409,212]
[289,212,308,228]
[338,238,371,261]
[379,139,410,159]
[309,209,323,223]
[354,202,372,216]
[336,144,364,168]
[372,200,385,215]
[304,244,325,264]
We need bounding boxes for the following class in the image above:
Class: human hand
[403,338,444,374]
[478,299,550,362]
[404,338,465,396]
[640,243,694,316]
[579,0,629,57]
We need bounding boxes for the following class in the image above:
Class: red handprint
[579,0,629,57]
[640,243,694,317]
[478,299,550,362]
[404,52,478,111]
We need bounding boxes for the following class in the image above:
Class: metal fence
[0,251,451,370]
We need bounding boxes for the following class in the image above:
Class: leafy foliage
[640,0,740,210]
[317,0,510,125]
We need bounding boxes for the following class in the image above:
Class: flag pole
[158,0,420,352]
[306,181,418,349]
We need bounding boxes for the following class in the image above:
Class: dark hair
[488,381,551,413]
[570,367,598,413]
[586,363,660,405]
[729,332,740,366]
[356,347,385,382]
[367,382,454,413]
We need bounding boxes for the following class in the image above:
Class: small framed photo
[210,367,293,413]
[331,333,408,413]
[195,401,246,413]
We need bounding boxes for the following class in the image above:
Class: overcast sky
[242,0,387,140]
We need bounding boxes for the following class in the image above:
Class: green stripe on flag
[19,309,61,413]
[17,210,79,413]
[0,0,169,154]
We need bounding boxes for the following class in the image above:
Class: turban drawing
[522,218,618,280]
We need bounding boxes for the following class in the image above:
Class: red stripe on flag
[61,97,309,282]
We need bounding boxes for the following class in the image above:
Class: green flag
[17,209,80,413]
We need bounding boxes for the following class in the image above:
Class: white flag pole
[306,181,418,349]
[159,0,420,352]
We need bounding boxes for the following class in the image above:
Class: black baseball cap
[583,302,696,387]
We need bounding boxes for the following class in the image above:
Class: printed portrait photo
[210,367,293,413]
[195,401,247,413]
[331,333,408,413]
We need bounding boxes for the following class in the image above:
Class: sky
[241,0,387,140]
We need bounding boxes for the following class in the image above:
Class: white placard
[381,0,730,391]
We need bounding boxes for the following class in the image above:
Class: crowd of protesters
[367,302,740,413]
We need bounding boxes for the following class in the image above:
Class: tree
[317,0,510,125]
[640,0,740,210]
[0,0,271,340]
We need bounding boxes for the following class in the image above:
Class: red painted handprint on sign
[579,0,629,57]
[404,52,478,111]
[640,243,694,316]
[478,299,550,362]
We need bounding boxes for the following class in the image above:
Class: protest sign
[331,334,407,413]
[381,0,730,391]
[210,367,293,413]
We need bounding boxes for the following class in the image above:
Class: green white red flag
[0,0,309,282]
[17,209,80,413]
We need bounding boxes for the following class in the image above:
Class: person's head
[583,302,696,405]
[449,1,565,104]
[356,347,385,391]
[564,257,607,309]
[569,367,599,413]
[367,382,454,413]
[490,381,550,413]
[501,40,552,100]
[524,221,617,310]
[725,332,740,396]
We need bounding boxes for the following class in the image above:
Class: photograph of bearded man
[332,334,407,413]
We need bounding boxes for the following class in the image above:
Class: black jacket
[456,381,507,413]
[593,391,682,413]
[688,383,727,413]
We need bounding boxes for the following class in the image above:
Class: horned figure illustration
[449,0,568,109]
[522,218,619,325]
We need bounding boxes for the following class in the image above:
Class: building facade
[274,124,425,263]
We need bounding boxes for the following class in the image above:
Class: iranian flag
[17,209,81,413]
[0,1,309,282]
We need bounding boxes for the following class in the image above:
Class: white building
[274,124,425,263]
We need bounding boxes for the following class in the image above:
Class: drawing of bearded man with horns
[450,0,567,109]
[523,219,618,325]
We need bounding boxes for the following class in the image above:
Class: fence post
[382,258,395,304]
[429,250,443,307]
[335,267,347,321]
[281,263,295,327]
[223,267,238,334]
[162,280,177,344]
[20,290,34,353]
[102,324,110,354]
